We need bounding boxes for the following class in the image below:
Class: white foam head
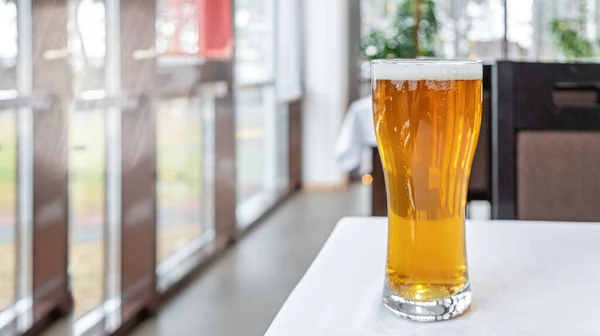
[372,60,482,81]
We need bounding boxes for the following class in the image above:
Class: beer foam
[373,61,482,81]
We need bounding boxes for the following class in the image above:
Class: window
[512,0,600,61]
[361,0,507,60]
[363,0,600,62]
[438,0,600,61]
[235,0,275,84]
[0,108,16,314]
[156,97,208,265]
[69,109,106,318]
[235,0,293,227]
[156,0,200,56]
[437,0,506,59]
[68,0,108,320]
[154,0,216,291]
[0,0,17,314]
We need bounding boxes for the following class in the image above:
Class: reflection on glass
[236,88,268,204]
[0,0,18,313]
[69,111,106,318]
[157,97,205,263]
[0,110,16,312]
[68,0,107,320]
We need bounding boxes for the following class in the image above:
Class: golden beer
[372,60,482,321]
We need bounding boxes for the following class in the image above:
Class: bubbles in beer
[426,80,457,91]
[408,80,418,91]
[391,80,418,91]
[378,62,480,98]
[391,80,405,91]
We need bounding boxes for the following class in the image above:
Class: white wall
[302,0,349,185]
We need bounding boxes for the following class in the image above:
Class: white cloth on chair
[334,96,377,173]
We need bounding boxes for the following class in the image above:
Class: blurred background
[1,0,599,335]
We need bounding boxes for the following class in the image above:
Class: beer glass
[372,60,482,321]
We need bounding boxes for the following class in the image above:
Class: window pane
[517,0,599,61]
[506,0,533,59]
[69,110,106,319]
[275,0,302,101]
[70,0,107,91]
[68,0,107,319]
[156,97,206,264]
[156,0,200,56]
[235,0,275,83]
[0,0,18,62]
[236,87,269,205]
[0,110,16,312]
[360,0,506,60]
[0,0,17,313]
[235,85,288,227]
[437,0,506,59]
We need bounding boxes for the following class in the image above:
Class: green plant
[550,19,595,59]
[550,4,597,60]
[362,0,439,60]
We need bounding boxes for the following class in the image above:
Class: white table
[266,217,600,335]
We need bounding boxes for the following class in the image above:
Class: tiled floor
[131,184,370,336]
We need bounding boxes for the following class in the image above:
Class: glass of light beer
[372,59,482,321]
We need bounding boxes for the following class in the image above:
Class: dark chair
[371,148,387,216]
[468,63,493,202]
[492,61,600,221]
[371,64,493,216]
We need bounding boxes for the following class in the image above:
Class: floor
[130,184,370,336]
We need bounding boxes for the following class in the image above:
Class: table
[266,217,600,335]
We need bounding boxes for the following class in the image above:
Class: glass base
[382,282,471,321]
